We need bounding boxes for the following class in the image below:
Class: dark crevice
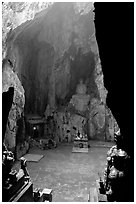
[2,87,14,141]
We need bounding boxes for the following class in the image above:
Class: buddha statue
[76,79,87,95]
[70,79,90,112]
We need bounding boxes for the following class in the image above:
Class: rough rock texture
[89,98,106,140]
[2,2,52,59]
[2,63,26,152]
[105,106,119,141]
[6,3,96,115]
[4,2,118,142]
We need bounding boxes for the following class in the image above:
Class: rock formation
[3,2,119,145]
[2,60,26,152]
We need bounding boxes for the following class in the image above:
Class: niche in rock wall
[55,48,97,107]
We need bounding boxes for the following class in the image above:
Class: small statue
[99,130,130,202]
[2,148,14,187]
[20,157,29,177]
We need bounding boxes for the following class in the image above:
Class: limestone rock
[3,2,119,142]
[88,121,95,139]
[105,107,120,141]
[95,58,108,104]
[3,64,25,151]
[88,98,106,139]
[6,2,96,115]
[2,2,52,59]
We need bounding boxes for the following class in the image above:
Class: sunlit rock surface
[2,2,52,58]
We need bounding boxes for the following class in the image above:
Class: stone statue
[70,79,90,112]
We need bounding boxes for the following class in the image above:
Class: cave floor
[14,141,114,202]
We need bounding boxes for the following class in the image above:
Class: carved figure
[70,80,90,112]
[99,131,130,202]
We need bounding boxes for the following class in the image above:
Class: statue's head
[79,79,83,84]
[76,79,87,94]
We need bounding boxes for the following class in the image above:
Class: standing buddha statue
[70,79,90,113]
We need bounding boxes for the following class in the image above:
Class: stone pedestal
[72,133,88,153]
[42,188,53,202]
[72,139,88,153]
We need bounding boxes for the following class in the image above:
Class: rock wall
[6,3,96,115]
[2,61,27,153]
[4,2,118,142]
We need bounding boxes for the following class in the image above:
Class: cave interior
[2,2,134,202]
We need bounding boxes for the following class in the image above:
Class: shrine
[69,80,90,152]
[2,2,133,202]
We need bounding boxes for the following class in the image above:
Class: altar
[25,115,45,139]
[72,133,88,153]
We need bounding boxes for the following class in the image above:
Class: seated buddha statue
[70,79,90,112]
